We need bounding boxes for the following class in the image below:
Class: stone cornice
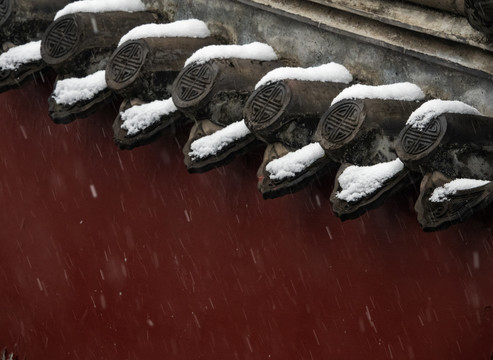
[234,0,493,80]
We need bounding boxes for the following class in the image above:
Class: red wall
[1,77,493,359]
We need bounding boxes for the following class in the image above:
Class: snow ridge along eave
[118,19,211,46]
[255,63,353,89]
[55,0,146,20]
[184,42,278,67]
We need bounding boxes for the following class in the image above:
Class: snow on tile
[429,178,490,202]
[53,70,107,105]
[336,159,404,202]
[0,41,42,71]
[189,120,251,160]
[121,98,178,136]
[55,0,146,20]
[266,143,325,180]
[184,42,277,67]
[118,19,211,46]
[331,82,425,106]
[407,99,481,130]
[255,63,353,89]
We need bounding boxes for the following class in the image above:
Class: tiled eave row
[157,0,493,116]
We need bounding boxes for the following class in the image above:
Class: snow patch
[255,63,353,89]
[336,159,405,202]
[55,0,146,20]
[407,99,481,129]
[0,41,42,71]
[121,98,178,136]
[331,82,425,106]
[429,178,490,202]
[184,42,277,67]
[266,143,325,180]
[53,70,107,105]
[189,120,251,160]
[118,19,211,46]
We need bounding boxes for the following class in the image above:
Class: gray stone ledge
[307,0,491,51]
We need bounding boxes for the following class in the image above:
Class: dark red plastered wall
[0,75,493,360]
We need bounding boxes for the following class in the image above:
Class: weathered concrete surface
[403,0,464,14]
[144,0,493,116]
[306,0,487,48]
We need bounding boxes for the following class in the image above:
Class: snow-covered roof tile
[121,98,178,136]
[55,0,146,20]
[255,63,353,89]
[184,42,278,67]
[266,143,325,180]
[336,159,405,202]
[331,82,425,106]
[0,41,42,71]
[53,71,108,105]
[118,20,211,46]
[406,99,481,129]
[189,120,251,160]
[429,178,490,202]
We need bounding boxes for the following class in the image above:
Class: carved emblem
[0,69,10,82]
[426,189,485,223]
[175,62,215,103]
[44,18,79,59]
[429,201,448,219]
[109,42,145,83]
[0,0,12,24]
[248,82,288,125]
[321,101,362,143]
[401,118,441,155]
